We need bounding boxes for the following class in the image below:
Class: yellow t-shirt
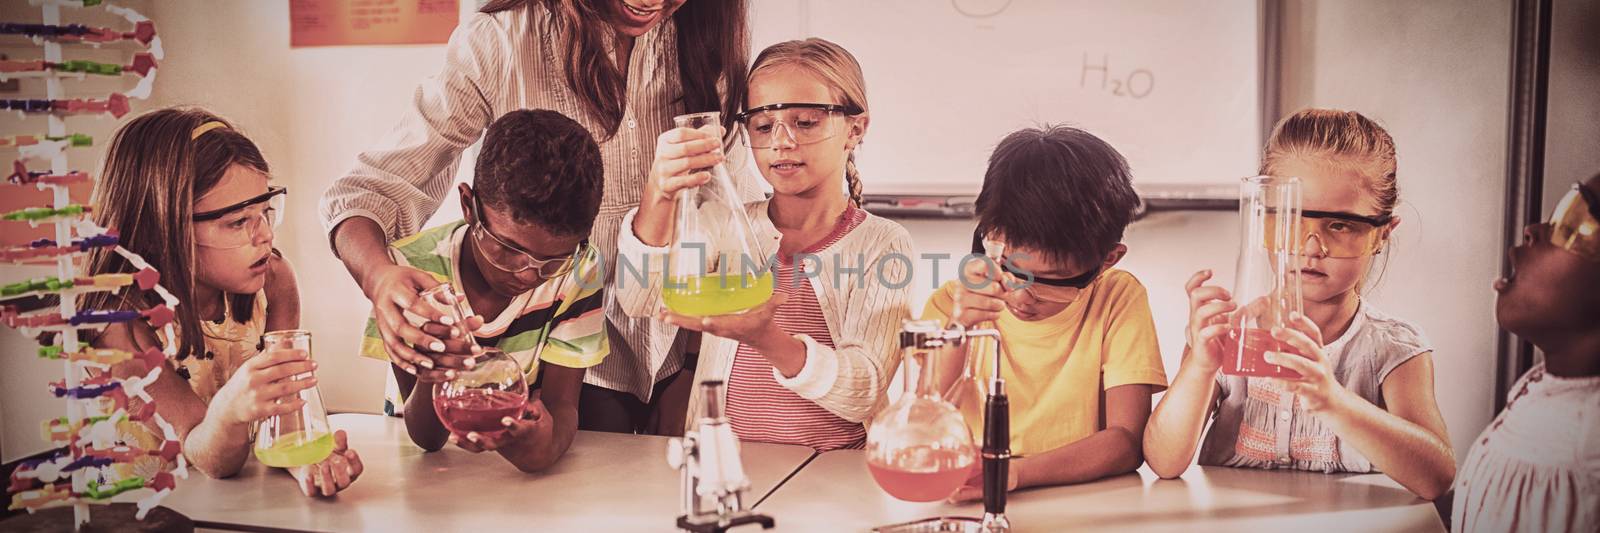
[920,268,1167,457]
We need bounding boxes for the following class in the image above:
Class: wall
[1544,0,1600,211]
[1274,0,1510,458]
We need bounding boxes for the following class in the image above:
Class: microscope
[667,380,775,533]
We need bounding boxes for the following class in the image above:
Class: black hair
[974,125,1139,268]
[473,109,604,237]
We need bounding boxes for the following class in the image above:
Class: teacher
[318,0,751,433]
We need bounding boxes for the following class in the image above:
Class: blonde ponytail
[845,153,864,208]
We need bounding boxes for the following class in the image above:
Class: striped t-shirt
[725,208,868,451]
[360,220,608,415]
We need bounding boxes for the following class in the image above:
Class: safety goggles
[1546,182,1600,261]
[471,197,588,277]
[193,186,285,249]
[736,103,861,149]
[1263,209,1393,258]
[972,232,1100,304]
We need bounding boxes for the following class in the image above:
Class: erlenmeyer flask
[253,330,334,467]
[1222,176,1305,378]
[662,112,774,317]
[867,320,978,502]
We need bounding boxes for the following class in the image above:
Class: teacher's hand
[362,263,480,381]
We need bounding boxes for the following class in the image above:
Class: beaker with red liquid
[1223,176,1304,379]
[433,348,528,438]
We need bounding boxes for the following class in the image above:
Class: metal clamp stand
[976,326,1011,533]
[667,380,775,533]
[874,324,1011,533]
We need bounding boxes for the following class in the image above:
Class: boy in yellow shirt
[923,125,1166,500]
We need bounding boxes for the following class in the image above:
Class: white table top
[160,414,1444,532]
[162,413,817,532]
[755,450,1445,533]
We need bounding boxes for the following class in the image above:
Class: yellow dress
[99,293,266,488]
[156,291,269,404]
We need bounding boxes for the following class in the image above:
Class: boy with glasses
[921,125,1167,501]
[359,110,607,473]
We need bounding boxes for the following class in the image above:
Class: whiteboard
[748,0,1263,194]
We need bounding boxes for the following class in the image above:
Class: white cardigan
[615,200,914,431]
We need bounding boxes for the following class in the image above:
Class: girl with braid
[617,38,912,450]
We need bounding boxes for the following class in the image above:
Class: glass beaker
[1222,176,1305,379]
[253,330,334,467]
[867,320,977,502]
[434,348,528,438]
[661,112,774,317]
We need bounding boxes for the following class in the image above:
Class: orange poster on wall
[290,0,460,47]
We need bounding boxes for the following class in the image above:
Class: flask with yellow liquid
[662,111,773,317]
[253,330,335,468]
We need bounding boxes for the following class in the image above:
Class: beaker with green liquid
[662,111,773,317]
[253,330,335,468]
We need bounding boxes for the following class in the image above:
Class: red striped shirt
[726,208,868,451]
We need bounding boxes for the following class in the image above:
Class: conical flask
[253,330,334,467]
[662,112,774,317]
[1222,176,1305,378]
[867,320,978,502]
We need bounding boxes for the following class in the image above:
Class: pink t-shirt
[726,208,868,451]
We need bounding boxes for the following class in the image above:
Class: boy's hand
[951,255,1007,328]
[366,268,484,381]
[448,394,552,454]
[289,430,363,497]
[1183,269,1235,375]
[208,340,317,427]
[948,460,1019,503]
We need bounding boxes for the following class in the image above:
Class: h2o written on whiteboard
[748,0,1261,190]
[1082,53,1154,99]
